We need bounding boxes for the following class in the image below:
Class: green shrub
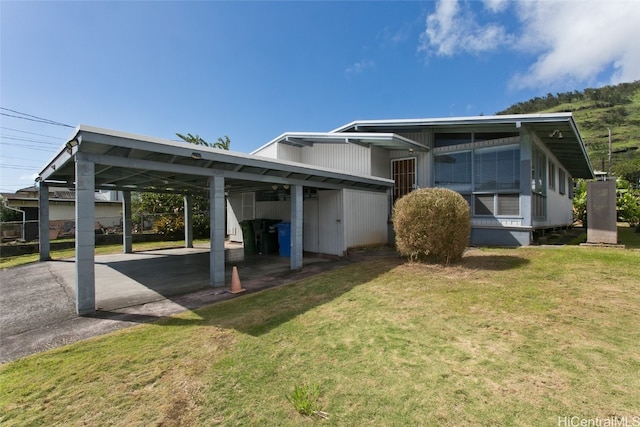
[393,188,471,264]
[153,215,185,239]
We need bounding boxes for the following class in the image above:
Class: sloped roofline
[331,112,575,132]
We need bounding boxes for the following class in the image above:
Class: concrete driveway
[0,245,348,363]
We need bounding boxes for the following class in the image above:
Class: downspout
[2,199,26,241]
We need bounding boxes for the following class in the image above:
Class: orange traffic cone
[230,265,246,294]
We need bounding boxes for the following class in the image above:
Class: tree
[613,158,640,188]
[134,131,232,238]
[0,196,21,222]
[176,132,231,150]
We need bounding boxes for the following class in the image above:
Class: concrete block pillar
[75,153,96,314]
[122,190,133,253]
[38,182,50,261]
[587,180,618,244]
[209,175,225,287]
[290,184,303,270]
[184,194,193,248]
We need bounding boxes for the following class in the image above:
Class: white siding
[227,193,244,242]
[278,144,302,162]
[301,144,371,175]
[253,142,278,159]
[226,199,242,242]
[228,193,243,220]
[318,190,344,256]
[343,189,388,248]
[255,201,290,221]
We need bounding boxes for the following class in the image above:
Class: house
[236,112,594,250]
[1,186,122,241]
[35,114,593,313]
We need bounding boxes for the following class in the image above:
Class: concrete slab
[0,244,349,363]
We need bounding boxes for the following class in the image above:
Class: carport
[37,125,393,314]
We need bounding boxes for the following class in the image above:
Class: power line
[0,126,63,140]
[0,135,61,146]
[0,107,73,128]
[0,154,44,162]
[0,164,39,171]
[0,141,56,152]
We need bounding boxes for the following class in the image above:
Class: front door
[391,157,417,203]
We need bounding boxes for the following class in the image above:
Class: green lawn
[1,245,639,426]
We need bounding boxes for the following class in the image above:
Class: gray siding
[371,146,390,178]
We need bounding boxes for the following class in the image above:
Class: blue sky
[1,0,639,193]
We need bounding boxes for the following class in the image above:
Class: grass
[618,223,640,247]
[1,245,639,426]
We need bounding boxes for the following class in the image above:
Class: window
[531,147,546,218]
[558,169,566,195]
[434,133,471,148]
[497,194,520,215]
[473,194,520,216]
[548,160,556,190]
[531,147,546,195]
[474,145,520,191]
[474,194,494,216]
[434,151,472,192]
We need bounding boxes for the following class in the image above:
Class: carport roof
[38,125,394,194]
[334,113,594,179]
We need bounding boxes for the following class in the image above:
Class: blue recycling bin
[275,222,291,257]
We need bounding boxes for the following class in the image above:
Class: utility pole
[607,127,612,179]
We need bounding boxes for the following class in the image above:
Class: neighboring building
[1,186,122,241]
[233,113,594,250]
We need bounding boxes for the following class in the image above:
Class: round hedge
[393,188,471,264]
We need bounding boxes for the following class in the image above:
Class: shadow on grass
[200,258,401,337]
[460,254,530,271]
[86,310,161,323]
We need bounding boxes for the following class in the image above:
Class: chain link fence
[0,213,190,243]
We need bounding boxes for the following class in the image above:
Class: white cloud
[345,59,375,77]
[420,0,640,89]
[483,0,510,13]
[19,172,39,183]
[511,0,640,88]
[419,0,513,56]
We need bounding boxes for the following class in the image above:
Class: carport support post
[290,184,303,270]
[209,176,225,287]
[184,194,193,248]
[38,182,50,261]
[75,152,96,315]
[122,190,133,253]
